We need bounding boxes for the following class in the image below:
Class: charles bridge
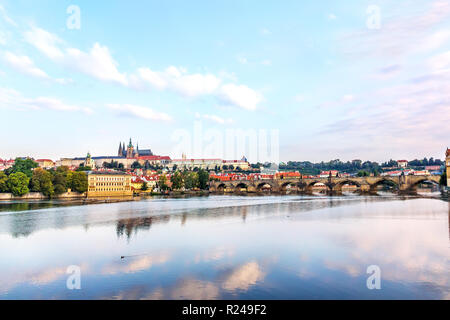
[209,175,441,194]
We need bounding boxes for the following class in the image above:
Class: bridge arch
[234,182,249,193]
[369,178,399,193]
[332,179,362,193]
[256,181,275,192]
[280,181,299,192]
[408,177,440,192]
[306,181,331,194]
[216,183,227,192]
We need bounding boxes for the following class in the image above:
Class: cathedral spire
[118,142,123,157]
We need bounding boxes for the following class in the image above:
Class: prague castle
[117,139,154,158]
[56,138,250,171]
[57,139,170,169]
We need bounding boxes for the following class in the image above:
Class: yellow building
[87,171,132,198]
[446,148,450,187]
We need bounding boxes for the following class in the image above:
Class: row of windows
[90,176,128,182]
[90,188,125,192]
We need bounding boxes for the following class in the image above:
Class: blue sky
[1,0,449,162]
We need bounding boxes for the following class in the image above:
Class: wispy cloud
[0,5,17,27]
[107,103,172,121]
[195,112,233,124]
[0,87,92,114]
[2,51,49,79]
[23,25,263,111]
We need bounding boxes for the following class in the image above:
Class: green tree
[68,171,88,193]
[52,166,70,195]
[183,172,199,190]
[440,171,447,186]
[131,161,142,169]
[5,158,38,178]
[0,172,9,192]
[197,169,209,190]
[31,168,54,197]
[76,165,91,172]
[357,170,370,177]
[141,181,149,191]
[171,171,184,190]
[7,172,30,196]
[158,174,169,191]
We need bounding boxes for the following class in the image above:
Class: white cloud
[421,29,450,52]
[65,43,128,85]
[219,84,263,111]
[195,112,233,124]
[24,26,64,59]
[130,66,221,97]
[132,67,168,90]
[261,59,272,66]
[23,26,262,110]
[0,87,92,114]
[107,103,172,121]
[328,13,337,20]
[0,5,17,27]
[171,71,221,97]
[2,51,49,79]
[25,97,92,114]
[24,27,127,85]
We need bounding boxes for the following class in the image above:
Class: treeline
[0,158,88,197]
[277,160,381,175]
[275,157,444,175]
[156,169,210,192]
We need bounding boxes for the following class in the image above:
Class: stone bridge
[209,175,441,194]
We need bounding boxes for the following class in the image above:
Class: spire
[118,142,123,156]
[128,138,133,148]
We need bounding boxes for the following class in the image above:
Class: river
[0,194,448,299]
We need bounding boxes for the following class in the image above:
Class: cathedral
[118,139,154,158]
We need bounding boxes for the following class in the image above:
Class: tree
[5,158,38,178]
[357,170,370,177]
[7,172,29,196]
[52,166,70,195]
[0,172,9,192]
[76,165,91,171]
[172,164,178,172]
[183,172,199,190]
[131,161,142,169]
[171,171,184,190]
[197,169,209,190]
[158,174,169,191]
[440,171,447,186]
[68,171,88,193]
[31,168,54,197]
[141,182,149,191]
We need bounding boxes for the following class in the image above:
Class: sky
[0,0,449,163]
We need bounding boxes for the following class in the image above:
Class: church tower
[126,138,135,158]
[118,142,123,157]
[446,148,450,187]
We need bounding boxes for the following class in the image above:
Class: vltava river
[0,195,448,299]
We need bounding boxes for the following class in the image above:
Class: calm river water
[0,194,449,299]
